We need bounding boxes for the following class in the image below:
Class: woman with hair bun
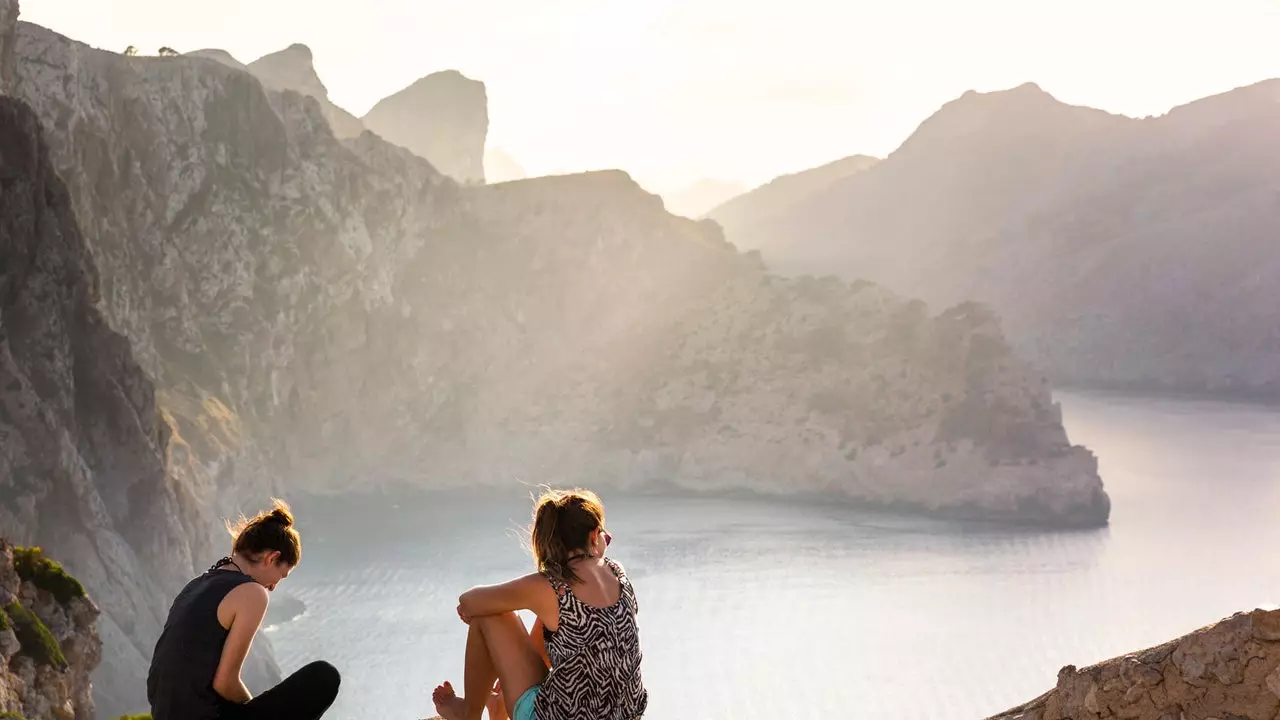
[147,499,340,720]
[432,488,647,720]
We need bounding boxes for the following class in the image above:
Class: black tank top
[147,561,256,720]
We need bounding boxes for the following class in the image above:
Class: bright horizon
[23,0,1280,192]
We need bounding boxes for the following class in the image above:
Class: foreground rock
[990,608,1280,720]
[0,93,277,717]
[724,82,1280,397]
[0,543,100,720]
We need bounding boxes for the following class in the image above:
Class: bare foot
[432,681,468,720]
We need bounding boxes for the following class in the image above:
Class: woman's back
[535,558,647,720]
[147,568,254,720]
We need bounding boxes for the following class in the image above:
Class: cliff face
[245,43,364,139]
[362,70,488,183]
[724,82,1280,397]
[0,0,15,94]
[0,92,278,717]
[0,544,100,720]
[991,608,1280,720]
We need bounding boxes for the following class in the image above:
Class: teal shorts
[512,684,539,720]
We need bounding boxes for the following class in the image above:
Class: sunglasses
[603,530,613,547]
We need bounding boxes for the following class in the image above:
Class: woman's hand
[456,603,471,625]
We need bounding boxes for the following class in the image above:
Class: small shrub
[13,547,85,604]
[114,715,152,720]
[1,711,27,719]
[5,601,67,669]
[0,607,9,631]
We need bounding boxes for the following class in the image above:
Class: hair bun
[266,498,295,527]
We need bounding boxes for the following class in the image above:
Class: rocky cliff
[991,608,1280,720]
[0,543,100,720]
[0,91,278,717]
[362,70,488,183]
[722,81,1280,397]
[0,0,15,94]
[245,44,364,139]
[10,20,1107,710]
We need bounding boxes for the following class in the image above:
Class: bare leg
[433,613,548,720]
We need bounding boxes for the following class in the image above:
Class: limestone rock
[0,542,100,720]
[362,69,488,183]
[990,608,1280,720]
[0,0,15,94]
[247,43,364,138]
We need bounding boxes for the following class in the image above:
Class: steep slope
[990,607,1280,720]
[730,81,1280,396]
[0,543,100,720]
[0,0,14,93]
[246,43,363,138]
[0,94,278,718]
[362,69,488,183]
[709,154,879,242]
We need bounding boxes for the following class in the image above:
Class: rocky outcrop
[991,608,1280,720]
[0,93,278,717]
[709,154,879,240]
[0,0,15,94]
[362,69,488,183]
[724,81,1280,397]
[246,43,363,138]
[0,543,100,720]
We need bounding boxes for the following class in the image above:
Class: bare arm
[458,573,558,629]
[212,583,269,704]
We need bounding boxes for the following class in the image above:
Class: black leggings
[220,661,341,720]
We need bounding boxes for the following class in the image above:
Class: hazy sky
[24,0,1280,191]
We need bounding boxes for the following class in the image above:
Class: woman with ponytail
[431,488,647,720]
[147,499,340,720]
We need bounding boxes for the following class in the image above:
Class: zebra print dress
[534,557,647,720]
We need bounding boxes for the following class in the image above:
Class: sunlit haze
[25,0,1280,191]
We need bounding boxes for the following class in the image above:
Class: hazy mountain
[246,43,364,138]
[661,178,747,219]
[484,145,526,183]
[362,70,488,183]
[710,154,879,243]
[728,81,1280,396]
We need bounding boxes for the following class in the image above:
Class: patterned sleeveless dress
[533,557,648,720]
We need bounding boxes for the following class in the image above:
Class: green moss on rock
[4,601,66,669]
[13,547,86,604]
